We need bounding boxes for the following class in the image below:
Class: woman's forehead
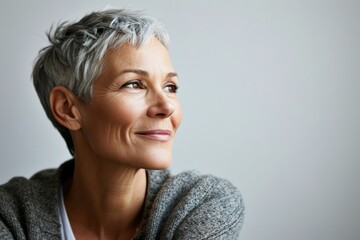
[103,38,174,74]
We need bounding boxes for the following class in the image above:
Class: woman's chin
[141,156,172,170]
[134,148,173,170]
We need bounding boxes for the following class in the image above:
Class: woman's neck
[63,156,147,240]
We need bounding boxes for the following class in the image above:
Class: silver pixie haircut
[32,9,170,155]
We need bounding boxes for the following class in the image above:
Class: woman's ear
[50,86,82,131]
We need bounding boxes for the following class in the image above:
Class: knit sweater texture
[0,160,244,239]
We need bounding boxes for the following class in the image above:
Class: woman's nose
[147,92,176,118]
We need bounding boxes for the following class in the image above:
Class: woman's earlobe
[50,86,82,131]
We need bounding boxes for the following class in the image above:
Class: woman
[0,9,244,239]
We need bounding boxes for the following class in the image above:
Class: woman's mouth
[135,130,171,142]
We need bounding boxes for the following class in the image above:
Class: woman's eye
[122,80,145,89]
[163,83,178,93]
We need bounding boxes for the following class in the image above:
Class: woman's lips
[135,130,171,142]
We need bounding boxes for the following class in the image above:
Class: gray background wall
[0,0,359,239]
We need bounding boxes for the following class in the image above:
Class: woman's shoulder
[150,169,242,200]
[0,168,61,239]
[141,170,245,239]
[0,168,56,198]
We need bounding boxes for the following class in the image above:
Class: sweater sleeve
[172,174,245,240]
[0,216,14,240]
[137,170,245,240]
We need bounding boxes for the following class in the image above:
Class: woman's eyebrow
[167,72,178,78]
[117,69,178,78]
[118,69,149,77]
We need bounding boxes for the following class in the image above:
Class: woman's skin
[49,37,182,239]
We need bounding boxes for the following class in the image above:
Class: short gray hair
[32,9,170,155]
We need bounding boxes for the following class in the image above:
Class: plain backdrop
[0,0,359,239]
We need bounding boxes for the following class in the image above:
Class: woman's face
[77,38,182,169]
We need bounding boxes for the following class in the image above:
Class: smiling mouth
[135,130,172,142]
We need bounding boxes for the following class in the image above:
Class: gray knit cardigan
[0,160,244,239]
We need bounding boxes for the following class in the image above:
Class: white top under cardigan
[58,187,76,240]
